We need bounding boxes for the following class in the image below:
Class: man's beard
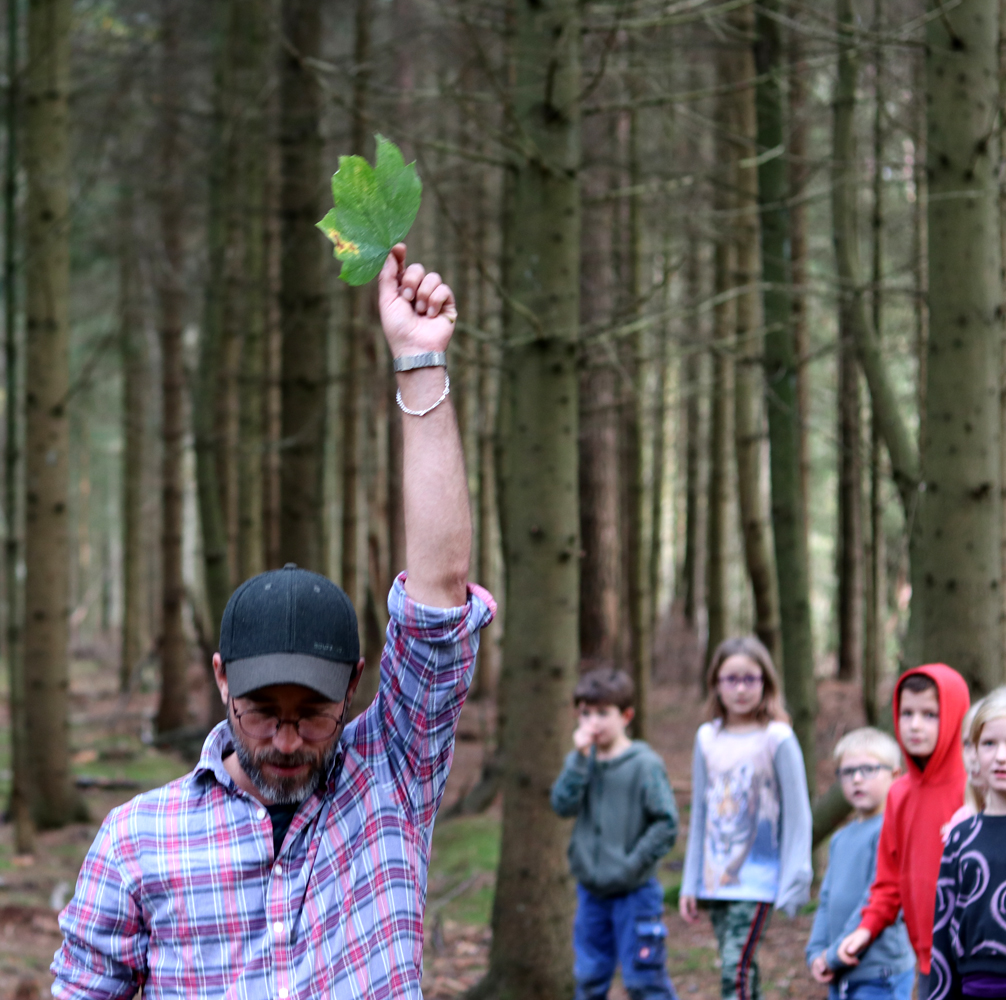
[227,719,339,804]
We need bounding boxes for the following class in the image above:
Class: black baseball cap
[219,564,360,702]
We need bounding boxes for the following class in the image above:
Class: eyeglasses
[837,763,892,782]
[718,674,764,690]
[231,701,343,743]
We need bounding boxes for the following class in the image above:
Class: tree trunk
[754,0,816,777]
[156,0,191,734]
[624,92,654,737]
[732,5,781,666]
[340,0,372,611]
[913,0,1002,691]
[681,230,706,630]
[706,45,737,664]
[4,0,31,853]
[833,0,864,684]
[233,0,270,582]
[863,2,885,725]
[24,0,80,827]
[193,0,235,647]
[472,0,581,994]
[279,0,327,571]
[579,169,621,669]
[788,18,811,527]
[706,241,735,663]
[118,185,148,693]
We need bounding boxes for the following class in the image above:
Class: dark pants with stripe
[708,900,772,1000]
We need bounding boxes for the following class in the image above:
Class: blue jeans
[573,878,678,1000]
[828,969,914,1000]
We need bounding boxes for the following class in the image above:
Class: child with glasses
[806,728,915,1000]
[679,636,812,1000]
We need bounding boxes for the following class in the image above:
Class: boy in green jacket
[551,668,680,1000]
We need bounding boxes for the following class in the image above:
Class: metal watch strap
[392,351,447,373]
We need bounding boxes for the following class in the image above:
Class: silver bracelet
[396,373,450,417]
[392,351,447,372]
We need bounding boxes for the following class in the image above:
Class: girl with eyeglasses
[679,636,813,1000]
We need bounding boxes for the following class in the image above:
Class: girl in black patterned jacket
[930,687,1006,1000]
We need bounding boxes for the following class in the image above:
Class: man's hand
[836,927,871,967]
[378,243,457,359]
[810,954,834,983]
[678,894,700,925]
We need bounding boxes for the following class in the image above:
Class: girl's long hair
[703,635,790,726]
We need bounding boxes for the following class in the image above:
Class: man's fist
[378,244,457,360]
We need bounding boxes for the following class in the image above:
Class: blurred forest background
[0,0,999,996]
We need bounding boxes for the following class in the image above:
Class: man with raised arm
[51,245,495,1000]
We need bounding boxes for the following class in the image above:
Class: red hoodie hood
[893,663,970,786]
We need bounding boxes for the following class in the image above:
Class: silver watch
[392,351,447,373]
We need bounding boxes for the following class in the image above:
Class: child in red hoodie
[837,664,969,1000]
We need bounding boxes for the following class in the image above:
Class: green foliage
[317,135,422,286]
[428,814,500,925]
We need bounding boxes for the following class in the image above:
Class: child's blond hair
[969,687,1006,746]
[832,727,902,770]
[961,698,985,813]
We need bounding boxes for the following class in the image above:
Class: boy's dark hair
[573,668,634,711]
[899,673,939,698]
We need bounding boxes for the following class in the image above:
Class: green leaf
[317,134,422,286]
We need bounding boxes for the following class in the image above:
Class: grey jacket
[806,814,914,984]
[551,741,678,898]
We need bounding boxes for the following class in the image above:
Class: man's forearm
[398,365,470,608]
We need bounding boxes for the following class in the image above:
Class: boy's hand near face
[573,717,597,755]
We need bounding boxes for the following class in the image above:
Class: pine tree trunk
[624,94,654,736]
[156,0,191,734]
[913,0,1002,691]
[472,1,581,994]
[1000,0,1006,659]
[578,174,621,668]
[5,0,32,853]
[279,0,327,571]
[681,230,706,630]
[233,0,270,582]
[788,19,811,526]
[732,6,781,666]
[119,186,148,693]
[754,0,816,776]
[863,4,884,725]
[24,0,80,827]
[340,0,372,609]
[194,0,235,646]
[833,0,864,684]
[706,48,737,663]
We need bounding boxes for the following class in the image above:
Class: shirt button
[273,921,284,935]
[274,864,282,876]
[278,990,289,999]
[257,807,266,820]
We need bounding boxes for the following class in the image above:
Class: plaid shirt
[51,575,495,1000]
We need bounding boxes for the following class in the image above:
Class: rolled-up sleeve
[352,573,496,828]
[51,812,148,1000]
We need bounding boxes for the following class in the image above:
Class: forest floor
[0,617,894,1000]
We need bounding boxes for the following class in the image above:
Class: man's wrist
[392,351,447,372]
